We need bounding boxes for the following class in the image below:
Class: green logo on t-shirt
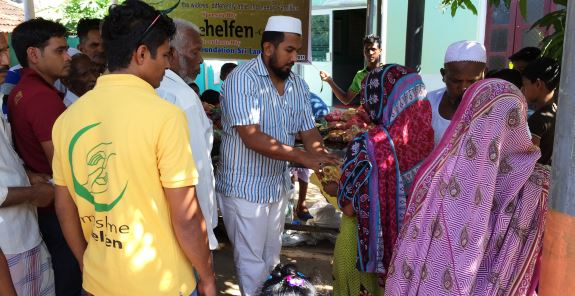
[69,123,127,212]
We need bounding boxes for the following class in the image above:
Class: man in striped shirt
[216,16,338,295]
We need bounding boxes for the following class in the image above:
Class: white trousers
[218,193,288,296]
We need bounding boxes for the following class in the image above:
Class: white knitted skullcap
[444,40,487,64]
[264,16,302,35]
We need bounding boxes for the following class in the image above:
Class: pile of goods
[319,165,342,184]
[318,107,372,145]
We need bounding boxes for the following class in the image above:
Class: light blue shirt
[216,55,316,203]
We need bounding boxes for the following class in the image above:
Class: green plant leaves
[463,0,478,15]
[444,0,567,63]
[57,0,117,33]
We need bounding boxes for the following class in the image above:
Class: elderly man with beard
[156,19,219,251]
[216,15,339,295]
[428,40,487,146]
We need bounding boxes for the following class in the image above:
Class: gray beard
[177,55,197,84]
[182,75,195,84]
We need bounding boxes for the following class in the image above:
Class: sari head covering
[338,64,434,283]
[385,79,550,296]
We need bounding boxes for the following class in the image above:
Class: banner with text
[144,0,311,62]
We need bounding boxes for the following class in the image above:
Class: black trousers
[38,210,83,296]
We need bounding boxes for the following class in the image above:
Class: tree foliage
[441,0,567,61]
[56,0,118,34]
[531,3,566,61]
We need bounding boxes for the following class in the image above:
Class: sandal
[296,210,314,221]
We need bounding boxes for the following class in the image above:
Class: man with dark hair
[52,1,215,295]
[319,34,382,105]
[0,32,56,296]
[220,62,237,81]
[189,82,200,95]
[522,57,560,165]
[217,15,338,295]
[428,40,486,146]
[76,18,105,66]
[200,89,220,106]
[509,46,541,73]
[486,68,523,89]
[7,18,82,296]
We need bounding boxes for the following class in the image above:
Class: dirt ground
[213,182,337,295]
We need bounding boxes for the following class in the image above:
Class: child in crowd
[220,62,238,82]
[290,93,330,221]
[258,264,316,296]
[201,89,221,107]
[290,168,313,220]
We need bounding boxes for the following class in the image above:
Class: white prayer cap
[264,16,302,35]
[444,40,487,64]
[68,47,82,57]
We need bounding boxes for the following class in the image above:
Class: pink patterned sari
[384,79,550,295]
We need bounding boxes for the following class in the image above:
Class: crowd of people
[0,0,561,295]
[316,34,557,296]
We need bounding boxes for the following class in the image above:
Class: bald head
[62,54,101,97]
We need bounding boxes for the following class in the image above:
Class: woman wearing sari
[333,64,434,295]
[385,79,550,296]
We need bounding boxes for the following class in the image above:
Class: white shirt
[0,118,42,254]
[156,69,218,250]
[63,89,79,107]
[428,87,451,146]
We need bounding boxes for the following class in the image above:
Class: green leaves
[541,31,564,60]
[451,1,459,16]
[441,0,479,16]
[443,0,567,62]
[531,9,566,60]
[56,0,118,33]
[463,0,478,14]
[532,9,566,30]
[441,0,526,17]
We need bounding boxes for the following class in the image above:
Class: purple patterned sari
[385,79,550,295]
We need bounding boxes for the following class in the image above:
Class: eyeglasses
[134,14,162,48]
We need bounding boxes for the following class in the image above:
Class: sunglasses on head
[134,13,162,48]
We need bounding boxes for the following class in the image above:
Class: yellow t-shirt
[52,74,199,295]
